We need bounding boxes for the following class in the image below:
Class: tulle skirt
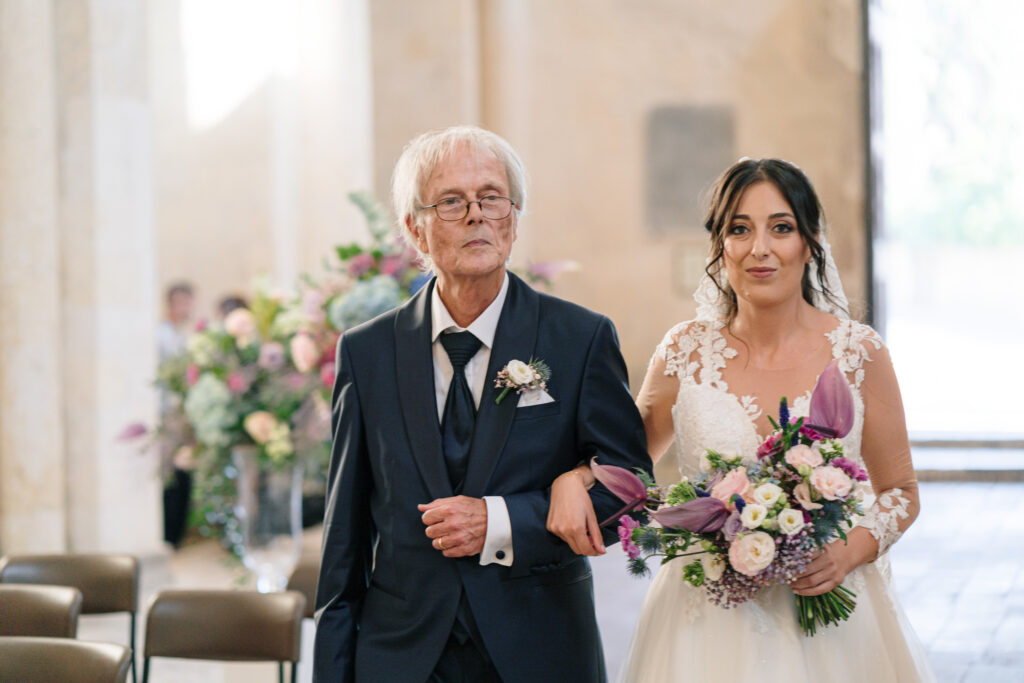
[619,556,935,682]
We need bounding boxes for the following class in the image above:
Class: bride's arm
[546,352,680,555]
[792,341,920,596]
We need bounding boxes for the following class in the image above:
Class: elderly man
[313,125,650,683]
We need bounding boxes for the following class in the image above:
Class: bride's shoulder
[653,319,723,378]
[827,318,888,386]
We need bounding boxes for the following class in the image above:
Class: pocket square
[517,388,555,407]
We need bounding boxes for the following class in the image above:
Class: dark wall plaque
[646,105,735,234]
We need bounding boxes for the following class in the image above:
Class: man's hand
[418,496,488,558]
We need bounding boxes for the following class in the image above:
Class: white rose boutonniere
[494,357,551,405]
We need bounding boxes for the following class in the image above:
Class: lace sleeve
[859,488,912,555]
[853,331,920,557]
[653,320,701,379]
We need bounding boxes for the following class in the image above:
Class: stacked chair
[0,553,139,681]
[0,583,83,637]
[141,588,306,683]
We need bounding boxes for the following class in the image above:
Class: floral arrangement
[123,191,577,552]
[595,360,866,636]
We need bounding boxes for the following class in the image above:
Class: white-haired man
[313,125,650,682]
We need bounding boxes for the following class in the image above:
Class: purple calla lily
[807,359,855,439]
[650,497,730,533]
[590,458,648,527]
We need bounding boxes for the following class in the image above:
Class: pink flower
[186,364,200,387]
[785,444,823,469]
[290,333,319,373]
[650,497,730,533]
[258,342,285,370]
[347,253,375,278]
[617,516,641,559]
[286,372,306,390]
[757,433,782,459]
[831,456,869,482]
[226,372,249,394]
[117,422,148,442]
[810,466,853,501]
[380,254,408,276]
[194,318,208,332]
[799,425,827,441]
[808,359,855,438]
[728,531,776,577]
[793,482,823,511]
[320,362,336,388]
[710,467,750,508]
[590,458,647,511]
[224,308,257,345]
[529,260,580,281]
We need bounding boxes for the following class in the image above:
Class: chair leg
[129,613,137,683]
[141,657,150,683]
[291,661,298,683]
[278,661,284,683]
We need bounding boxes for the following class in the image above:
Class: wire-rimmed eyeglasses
[420,195,516,221]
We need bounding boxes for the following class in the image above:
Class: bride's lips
[746,267,776,279]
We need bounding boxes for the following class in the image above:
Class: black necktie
[440,331,483,492]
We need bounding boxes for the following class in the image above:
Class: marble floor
[77,481,1024,682]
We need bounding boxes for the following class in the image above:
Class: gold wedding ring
[437,538,445,551]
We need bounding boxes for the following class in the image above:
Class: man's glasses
[420,195,515,221]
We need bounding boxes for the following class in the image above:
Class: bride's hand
[547,470,605,556]
[789,541,851,596]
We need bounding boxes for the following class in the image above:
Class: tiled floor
[77,481,1024,681]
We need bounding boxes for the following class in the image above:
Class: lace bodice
[658,319,873,478]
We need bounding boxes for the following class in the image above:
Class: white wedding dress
[618,318,936,683]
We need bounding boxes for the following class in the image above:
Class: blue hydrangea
[328,275,403,331]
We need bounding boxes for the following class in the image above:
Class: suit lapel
[462,273,540,497]
[394,278,453,501]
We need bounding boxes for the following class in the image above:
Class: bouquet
[595,359,867,636]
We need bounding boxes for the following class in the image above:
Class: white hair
[391,125,528,272]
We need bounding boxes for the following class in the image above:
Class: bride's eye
[727,224,748,236]
[773,222,795,234]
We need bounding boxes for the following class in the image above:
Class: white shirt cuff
[480,496,513,566]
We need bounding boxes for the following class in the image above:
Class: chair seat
[0,636,131,683]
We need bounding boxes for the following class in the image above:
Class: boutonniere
[494,358,551,405]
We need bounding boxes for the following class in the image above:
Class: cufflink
[495,550,506,560]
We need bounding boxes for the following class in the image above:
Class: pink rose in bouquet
[710,467,750,507]
[785,444,823,469]
[728,531,776,577]
[810,465,853,500]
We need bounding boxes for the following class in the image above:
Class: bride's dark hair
[702,158,845,320]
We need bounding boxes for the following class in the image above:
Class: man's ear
[406,214,428,254]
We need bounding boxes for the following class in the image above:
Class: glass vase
[232,446,303,592]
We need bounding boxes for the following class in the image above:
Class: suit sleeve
[504,316,651,575]
[312,335,374,682]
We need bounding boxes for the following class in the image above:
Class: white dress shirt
[430,273,514,567]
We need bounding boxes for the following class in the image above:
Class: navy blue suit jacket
[313,273,650,683]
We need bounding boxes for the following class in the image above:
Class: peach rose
[810,465,853,501]
[785,444,823,469]
[243,411,277,444]
[728,531,776,577]
[290,333,320,373]
[710,467,751,508]
[794,482,823,511]
[224,308,257,346]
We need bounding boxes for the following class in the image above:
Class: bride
[547,158,935,682]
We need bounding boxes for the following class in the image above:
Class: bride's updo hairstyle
[702,157,845,320]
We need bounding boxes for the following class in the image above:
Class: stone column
[55,0,162,554]
[0,0,67,554]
